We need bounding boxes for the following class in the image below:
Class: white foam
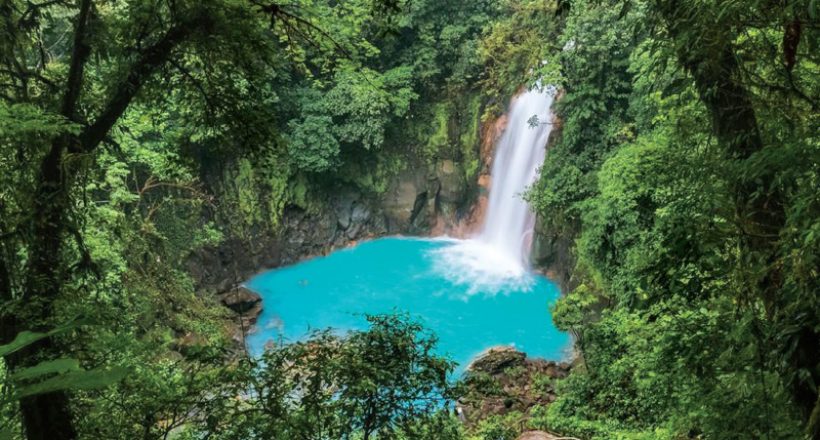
[430,238,535,297]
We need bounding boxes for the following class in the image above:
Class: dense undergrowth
[528,1,819,439]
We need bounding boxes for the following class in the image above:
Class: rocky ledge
[218,286,263,340]
[516,430,578,440]
[458,346,571,425]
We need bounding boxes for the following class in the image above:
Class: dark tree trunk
[0,0,93,435]
[13,136,78,440]
[0,138,80,440]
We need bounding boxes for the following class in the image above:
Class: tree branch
[61,0,92,119]
[78,13,213,152]
[168,57,216,118]
[255,2,353,59]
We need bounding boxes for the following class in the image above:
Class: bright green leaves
[0,103,79,139]
[1,1,508,439]
[527,0,819,438]
[0,320,86,358]
[0,331,52,358]
[1,326,128,422]
[478,0,561,108]
[287,115,340,172]
[325,64,416,143]
[286,64,416,173]
[0,360,127,439]
[527,0,640,238]
[14,364,128,399]
[199,314,457,440]
[551,283,602,332]
[263,0,381,76]
[10,358,80,383]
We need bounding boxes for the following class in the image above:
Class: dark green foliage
[528,0,820,438]
[192,314,458,440]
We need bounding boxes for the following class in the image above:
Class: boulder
[516,431,565,440]
[460,348,573,427]
[240,302,264,328]
[219,287,262,314]
[333,191,359,230]
[544,361,570,379]
[469,346,526,375]
[346,203,371,239]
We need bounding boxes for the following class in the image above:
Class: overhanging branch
[78,14,213,152]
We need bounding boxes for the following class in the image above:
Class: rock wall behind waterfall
[187,95,494,297]
[184,90,579,299]
[528,102,578,293]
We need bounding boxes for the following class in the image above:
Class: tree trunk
[0,6,209,437]
[0,0,93,435]
[3,136,79,439]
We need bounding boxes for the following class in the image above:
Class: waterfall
[478,88,555,265]
[433,86,556,294]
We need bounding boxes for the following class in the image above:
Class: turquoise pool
[245,237,571,370]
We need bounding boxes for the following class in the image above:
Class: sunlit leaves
[0,104,79,139]
[198,314,457,440]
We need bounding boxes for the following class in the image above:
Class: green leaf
[0,319,91,357]
[0,331,49,357]
[10,358,81,382]
[16,367,129,398]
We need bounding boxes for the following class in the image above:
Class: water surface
[246,237,571,370]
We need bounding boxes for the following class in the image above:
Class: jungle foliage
[0,0,817,439]
[528,0,820,439]
[0,0,546,438]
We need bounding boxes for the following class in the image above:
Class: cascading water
[434,86,556,293]
[479,87,556,262]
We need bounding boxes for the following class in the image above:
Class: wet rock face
[187,91,489,297]
[382,168,436,231]
[333,189,373,239]
[436,160,467,205]
[435,160,469,226]
[459,347,571,427]
[189,170,459,322]
[186,236,284,296]
[530,109,576,292]
[531,216,576,293]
